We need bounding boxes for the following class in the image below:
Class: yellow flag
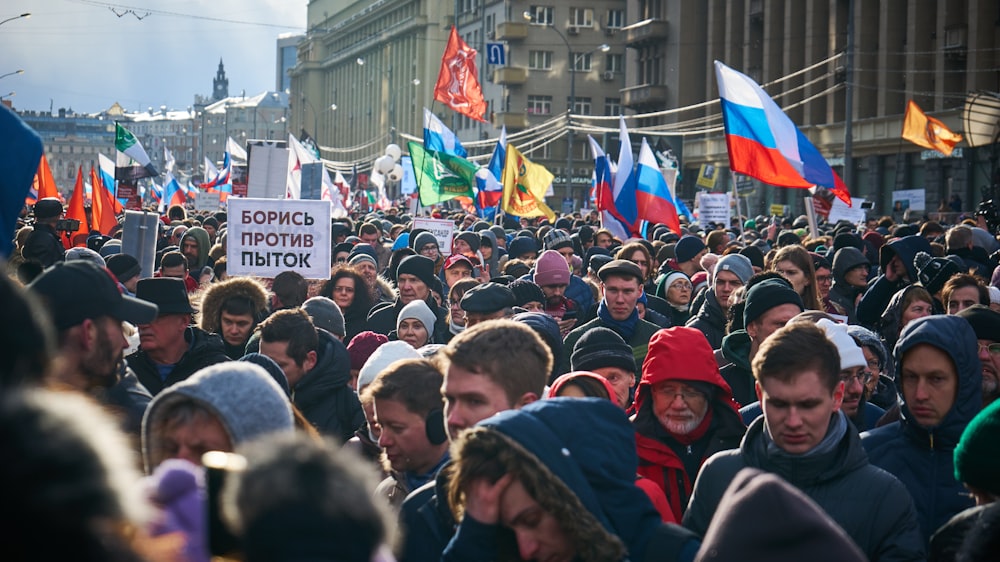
[902,100,963,156]
[501,144,556,221]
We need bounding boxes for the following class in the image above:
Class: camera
[54,218,81,232]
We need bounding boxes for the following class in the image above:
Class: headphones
[425,408,447,445]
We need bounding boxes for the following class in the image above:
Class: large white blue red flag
[423,107,467,157]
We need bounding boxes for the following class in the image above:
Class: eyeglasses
[333,286,355,293]
[654,386,706,403]
[816,275,833,284]
[839,371,874,385]
[979,343,1000,356]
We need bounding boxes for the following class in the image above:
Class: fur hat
[198,277,269,335]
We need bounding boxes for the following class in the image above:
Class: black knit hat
[455,231,481,253]
[105,253,141,283]
[396,255,436,288]
[956,305,1000,342]
[915,251,960,296]
[739,246,765,270]
[675,236,706,263]
[743,278,803,326]
[509,279,545,307]
[571,327,637,374]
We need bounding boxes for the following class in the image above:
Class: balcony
[496,21,528,41]
[623,18,668,47]
[493,66,528,85]
[492,112,529,130]
[622,84,669,108]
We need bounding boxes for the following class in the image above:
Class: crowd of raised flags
[16,33,966,248]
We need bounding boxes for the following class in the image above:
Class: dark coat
[562,315,662,370]
[830,247,869,324]
[717,330,755,408]
[398,466,455,562]
[685,290,727,350]
[857,235,932,328]
[684,414,925,561]
[366,297,448,343]
[862,315,983,544]
[293,329,364,442]
[127,327,230,396]
[21,223,65,267]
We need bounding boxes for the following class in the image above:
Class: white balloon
[375,155,394,174]
[388,164,404,182]
[385,143,402,162]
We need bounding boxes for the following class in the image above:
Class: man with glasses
[633,327,747,523]
[956,305,1000,407]
[686,322,924,560]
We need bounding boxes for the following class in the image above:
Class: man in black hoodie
[856,235,932,329]
[829,247,869,323]
[259,308,364,442]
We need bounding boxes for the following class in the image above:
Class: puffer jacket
[633,327,746,522]
[197,277,270,359]
[685,290,727,350]
[128,327,230,396]
[716,330,755,407]
[293,329,365,442]
[861,315,982,544]
[857,235,932,329]
[829,247,869,324]
[684,413,925,561]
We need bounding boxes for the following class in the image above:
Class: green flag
[408,141,478,206]
[114,122,158,181]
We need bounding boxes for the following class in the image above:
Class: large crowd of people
[4,196,1000,562]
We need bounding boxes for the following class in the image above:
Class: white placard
[227,198,332,279]
[194,190,221,211]
[891,189,926,212]
[698,193,731,226]
[828,197,867,224]
[247,145,290,199]
[412,217,455,256]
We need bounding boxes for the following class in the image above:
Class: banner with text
[698,192,731,225]
[412,217,455,256]
[891,189,926,212]
[828,197,867,224]
[227,198,331,279]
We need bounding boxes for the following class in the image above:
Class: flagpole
[730,170,744,236]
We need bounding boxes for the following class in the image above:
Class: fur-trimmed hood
[375,275,397,302]
[197,277,270,335]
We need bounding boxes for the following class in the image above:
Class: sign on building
[486,43,506,65]
[227,198,332,279]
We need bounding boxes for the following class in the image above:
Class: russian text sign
[228,198,331,279]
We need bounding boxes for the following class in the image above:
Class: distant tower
[213,58,229,101]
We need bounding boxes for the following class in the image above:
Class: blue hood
[879,235,931,282]
[479,398,660,555]
[894,315,982,445]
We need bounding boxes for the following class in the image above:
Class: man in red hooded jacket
[632,326,747,522]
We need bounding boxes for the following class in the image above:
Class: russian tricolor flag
[715,60,850,205]
[475,126,505,220]
[587,134,630,242]
[635,138,681,235]
[423,107,467,157]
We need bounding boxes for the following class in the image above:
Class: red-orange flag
[901,100,963,156]
[64,166,88,249]
[90,165,119,235]
[433,26,487,123]
[31,153,63,204]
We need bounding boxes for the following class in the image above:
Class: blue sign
[486,42,505,65]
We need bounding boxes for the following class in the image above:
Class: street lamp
[523,10,610,206]
[0,91,14,101]
[0,13,30,27]
[0,69,24,80]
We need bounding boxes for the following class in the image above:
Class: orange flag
[902,100,963,156]
[433,26,488,123]
[31,154,63,204]
[63,166,88,249]
[90,165,119,235]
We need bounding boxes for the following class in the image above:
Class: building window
[570,8,594,28]
[528,6,553,25]
[572,97,591,115]
[572,52,593,72]
[607,9,624,29]
[528,50,553,70]
[604,97,621,116]
[605,53,624,72]
[527,95,552,115]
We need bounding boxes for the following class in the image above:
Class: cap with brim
[598,259,644,283]
[27,261,158,330]
[444,254,474,270]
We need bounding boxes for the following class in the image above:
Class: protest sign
[412,217,455,256]
[227,198,331,279]
[698,192,730,225]
[828,197,867,224]
[194,190,221,211]
[891,189,926,211]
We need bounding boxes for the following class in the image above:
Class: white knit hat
[816,318,866,371]
[356,341,421,392]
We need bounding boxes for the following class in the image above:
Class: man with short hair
[460,282,515,327]
[128,277,229,395]
[367,255,447,340]
[563,259,661,368]
[198,276,270,359]
[956,305,1000,406]
[22,197,66,267]
[685,322,925,561]
[942,273,989,315]
[360,221,392,271]
[270,270,308,310]
[945,224,990,278]
[717,277,803,406]
[863,315,984,543]
[365,358,450,509]
[594,228,614,249]
[442,254,474,290]
[633,327,746,522]
[398,320,550,561]
[27,260,159,433]
[687,254,753,349]
[157,250,198,293]
[259,308,364,441]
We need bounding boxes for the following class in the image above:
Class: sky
[1,0,307,115]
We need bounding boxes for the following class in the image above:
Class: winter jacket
[716,330,755,407]
[685,290,727,350]
[928,504,989,562]
[521,270,596,313]
[95,366,153,436]
[197,277,270,360]
[684,413,925,561]
[366,296,448,343]
[563,315,661,370]
[443,398,700,562]
[22,223,66,267]
[128,327,230,396]
[633,327,746,522]
[830,247,869,324]
[292,329,365,442]
[397,465,456,562]
[857,236,932,328]
[862,315,982,544]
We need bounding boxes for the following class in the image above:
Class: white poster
[227,198,332,279]
[247,145,290,199]
[828,197,867,224]
[194,190,221,211]
[698,193,731,226]
[891,189,926,212]
[412,217,455,256]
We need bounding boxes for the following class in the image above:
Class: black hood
[294,329,351,407]
[879,235,931,283]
